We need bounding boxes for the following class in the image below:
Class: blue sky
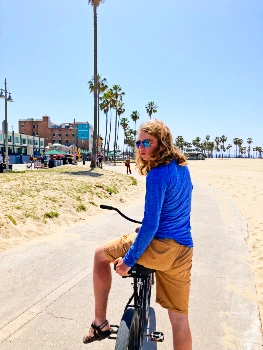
[0,0,262,150]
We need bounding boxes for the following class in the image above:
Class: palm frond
[88,0,105,7]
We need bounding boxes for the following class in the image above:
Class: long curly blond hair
[135,119,187,175]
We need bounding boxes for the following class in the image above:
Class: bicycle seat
[128,264,155,277]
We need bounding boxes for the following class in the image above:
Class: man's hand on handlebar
[114,257,130,277]
[135,227,141,233]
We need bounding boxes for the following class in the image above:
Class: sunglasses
[135,139,151,148]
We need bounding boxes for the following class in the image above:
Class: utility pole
[0,78,14,171]
[4,79,8,169]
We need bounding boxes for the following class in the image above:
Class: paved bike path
[0,166,262,349]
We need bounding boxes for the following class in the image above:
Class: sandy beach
[188,158,263,328]
[0,164,145,252]
[0,158,262,327]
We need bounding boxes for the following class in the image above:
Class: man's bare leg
[85,246,111,338]
[168,310,192,350]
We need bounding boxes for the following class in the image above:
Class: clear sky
[0,0,262,150]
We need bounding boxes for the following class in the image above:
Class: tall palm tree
[247,138,253,158]
[220,135,227,158]
[128,128,136,157]
[120,118,129,155]
[214,137,220,158]
[116,102,125,155]
[131,111,140,131]
[207,141,215,158]
[124,129,130,155]
[87,0,105,167]
[88,75,108,154]
[100,89,112,158]
[237,139,243,157]
[145,101,158,120]
[226,144,232,158]
[233,138,239,158]
[112,85,125,162]
[205,135,210,156]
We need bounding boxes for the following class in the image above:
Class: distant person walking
[125,157,132,174]
[98,153,103,169]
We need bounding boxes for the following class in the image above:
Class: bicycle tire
[115,308,141,350]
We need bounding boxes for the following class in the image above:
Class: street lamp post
[0,78,14,171]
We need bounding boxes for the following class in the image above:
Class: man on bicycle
[83,119,193,350]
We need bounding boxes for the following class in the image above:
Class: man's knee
[94,246,110,264]
[168,310,190,329]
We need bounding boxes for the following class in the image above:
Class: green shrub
[44,211,59,219]
[5,214,17,225]
[89,201,97,206]
[130,177,137,186]
[105,185,118,195]
[76,203,87,212]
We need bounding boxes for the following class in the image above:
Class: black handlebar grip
[100,205,114,210]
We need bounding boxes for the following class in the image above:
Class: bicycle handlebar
[100,204,142,224]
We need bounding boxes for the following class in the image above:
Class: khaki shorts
[104,233,193,314]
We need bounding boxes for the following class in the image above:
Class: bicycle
[100,205,164,350]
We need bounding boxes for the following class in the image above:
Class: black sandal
[83,320,112,344]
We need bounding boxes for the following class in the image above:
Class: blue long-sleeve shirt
[123,160,193,267]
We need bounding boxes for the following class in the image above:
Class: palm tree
[88,75,108,154]
[145,101,158,120]
[100,89,112,158]
[247,138,253,158]
[128,128,136,157]
[205,135,210,156]
[131,111,140,131]
[112,85,125,162]
[220,135,227,158]
[192,137,201,150]
[120,118,129,156]
[124,129,130,155]
[116,102,125,155]
[175,136,185,151]
[207,142,215,158]
[256,146,262,158]
[226,144,232,158]
[214,137,220,158]
[87,0,105,167]
[237,139,243,157]
[233,138,239,158]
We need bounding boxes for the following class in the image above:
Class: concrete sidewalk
[0,172,262,349]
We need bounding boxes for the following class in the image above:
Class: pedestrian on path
[83,119,194,349]
[125,157,132,174]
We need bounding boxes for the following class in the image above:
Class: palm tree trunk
[91,5,98,168]
[107,110,112,160]
[97,94,100,154]
[113,108,118,163]
[104,111,108,159]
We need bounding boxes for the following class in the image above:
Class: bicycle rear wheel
[115,308,141,350]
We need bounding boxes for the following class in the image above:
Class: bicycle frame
[100,204,164,348]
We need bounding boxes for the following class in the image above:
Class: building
[0,129,45,164]
[18,115,93,151]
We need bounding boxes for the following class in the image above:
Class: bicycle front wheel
[115,308,140,350]
[142,274,153,325]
